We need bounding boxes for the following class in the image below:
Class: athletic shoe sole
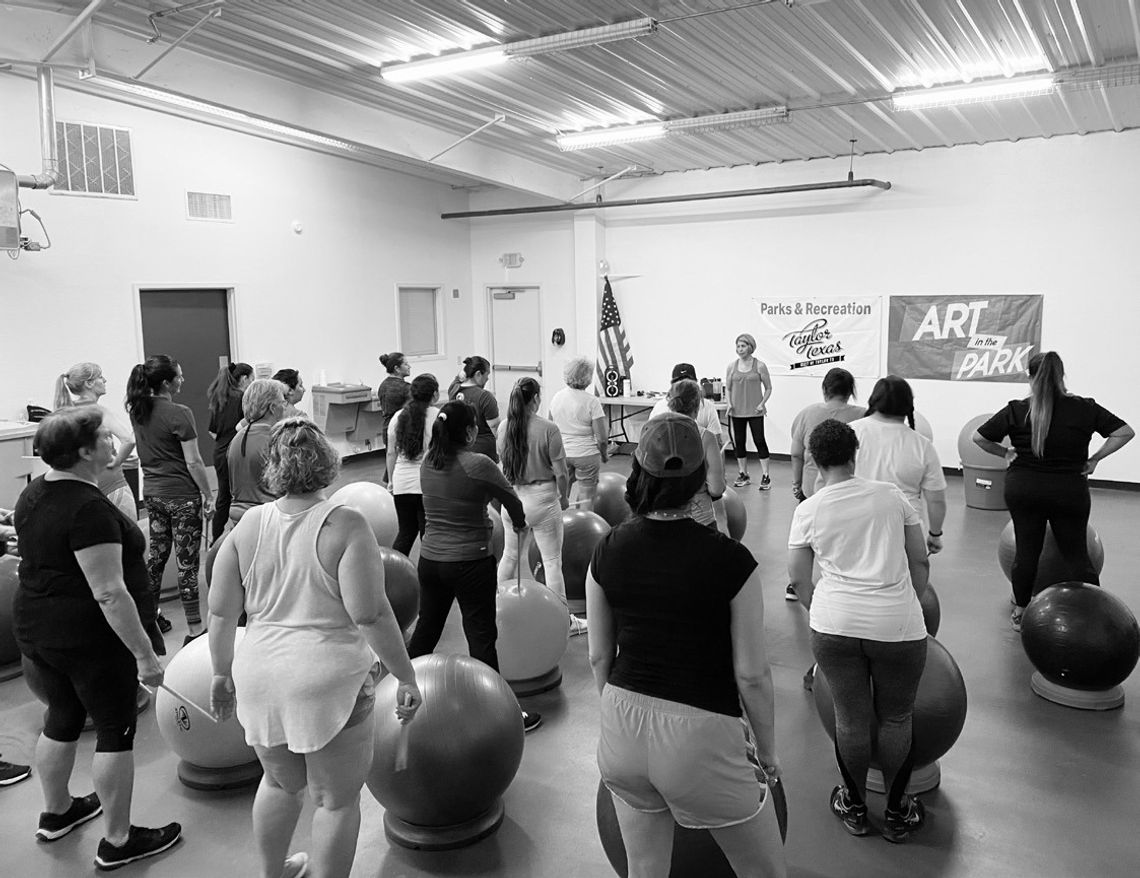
[36,803,103,842]
[94,832,181,871]
[0,770,32,786]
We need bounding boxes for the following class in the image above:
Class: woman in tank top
[208,418,422,878]
[725,333,773,490]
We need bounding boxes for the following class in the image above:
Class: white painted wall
[0,76,474,431]
[466,130,1140,483]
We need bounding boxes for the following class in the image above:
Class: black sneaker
[182,629,207,647]
[156,613,172,634]
[95,823,182,871]
[0,758,31,786]
[883,795,925,844]
[521,711,543,733]
[759,474,772,491]
[36,793,102,841]
[785,584,798,602]
[829,785,868,836]
[802,664,816,691]
[733,472,750,488]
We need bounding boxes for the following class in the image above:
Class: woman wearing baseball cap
[586,414,784,876]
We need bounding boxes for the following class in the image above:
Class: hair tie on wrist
[928,530,942,537]
[438,411,447,421]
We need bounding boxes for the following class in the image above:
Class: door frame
[485,284,544,398]
[131,283,240,362]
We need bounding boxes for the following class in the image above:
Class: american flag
[597,275,633,380]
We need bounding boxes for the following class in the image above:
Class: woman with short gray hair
[549,356,608,510]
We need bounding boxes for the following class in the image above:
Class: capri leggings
[730,415,769,461]
[1005,469,1098,608]
[22,641,138,751]
[145,495,203,626]
[810,631,927,811]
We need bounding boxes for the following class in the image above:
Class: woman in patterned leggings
[126,355,214,646]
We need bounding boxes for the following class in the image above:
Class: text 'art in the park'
[887,295,1042,382]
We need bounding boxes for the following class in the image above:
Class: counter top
[0,422,37,441]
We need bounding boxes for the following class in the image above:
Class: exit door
[138,288,232,465]
[488,286,542,400]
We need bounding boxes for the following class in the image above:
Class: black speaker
[603,368,624,398]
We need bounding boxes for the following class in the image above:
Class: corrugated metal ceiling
[26,0,1140,178]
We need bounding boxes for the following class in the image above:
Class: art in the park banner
[887,295,1042,382]
[751,297,881,377]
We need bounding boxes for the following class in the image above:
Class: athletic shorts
[598,685,764,829]
[566,454,601,487]
[343,662,380,730]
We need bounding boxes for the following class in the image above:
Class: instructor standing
[725,333,773,490]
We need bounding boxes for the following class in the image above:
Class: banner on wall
[751,297,881,378]
[887,295,1042,382]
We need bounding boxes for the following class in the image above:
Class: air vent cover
[54,121,135,197]
[186,191,233,221]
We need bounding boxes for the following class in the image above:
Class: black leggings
[392,493,425,557]
[1005,469,1098,608]
[730,415,769,461]
[211,449,231,543]
[408,557,498,671]
[22,641,138,752]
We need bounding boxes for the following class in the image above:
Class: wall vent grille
[186,191,233,221]
[54,121,135,197]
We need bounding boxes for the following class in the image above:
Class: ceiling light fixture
[380,17,657,83]
[556,105,788,151]
[890,75,1056,111]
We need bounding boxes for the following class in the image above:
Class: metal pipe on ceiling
[16,66,61,190]
[441,178,890,219]
[41,0,112,63]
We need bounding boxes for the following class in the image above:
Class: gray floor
[2,457,1139,877]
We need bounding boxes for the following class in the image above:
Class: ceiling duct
[16,66,61,190]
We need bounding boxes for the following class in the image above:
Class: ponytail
[126,355,179,425]
[501,378,540,484]
[53,374,74,410]
[1028,351,1066,458]
[207,362,252,417]
[395,374,439,461]
[425,401,476,469]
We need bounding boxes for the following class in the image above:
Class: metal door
[488,287,542,400]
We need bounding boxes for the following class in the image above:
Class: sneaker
[36,793,102,841]
[883,795,925,844]
[95,823,181,871]
[1011,607,1025,633]
[759,474,772,491]
[829,785,868,837]
[521,711,543,733]
[733,472,750,488]
[182,629,207,647]
[802,664,816,691]
[282,852,309,878]
[156,613,172,634]
[785,584,798,602]
[0,758,31,786]
[569,615,589,637]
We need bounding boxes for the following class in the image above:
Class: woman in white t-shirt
[851,376,947,555]
[548,357,608,510]
[385,374,440,557]
[788,419,930,844]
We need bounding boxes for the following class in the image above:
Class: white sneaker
[569,615,589,636]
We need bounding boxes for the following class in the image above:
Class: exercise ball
[378,547,419,633]
[0,555,21,680]
[529,510,611,615]
[997,521,1104,595]
[331,481,397,548]
[368,653,524,850]
[155,629,261,790]
[490,511,504,562]
[919,583,941,637]
[721,486,747,541]
[1021,582,1140,710]
[913,411,933,442]
[813,635,967,794]
[496,576,568,695]
[592,471,632,528]
[597,770,786,877]
[957,413,1009,468]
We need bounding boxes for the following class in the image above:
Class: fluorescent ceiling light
[891,76,1055,111]
[380,45,507,83]
[381,17,656,83]
[556,105,788,151]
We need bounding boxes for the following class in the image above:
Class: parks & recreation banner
[751,297,881,378]
[887,295,1042,382]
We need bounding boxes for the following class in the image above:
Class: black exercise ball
[1021,582,1140,691]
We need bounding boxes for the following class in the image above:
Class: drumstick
[143,682,219,724]
[393,693,413,772]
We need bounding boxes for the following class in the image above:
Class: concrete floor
[2,457,1139,878]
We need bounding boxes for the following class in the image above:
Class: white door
[488,287,542,401]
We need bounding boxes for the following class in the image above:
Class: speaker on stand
[603,368,625,399]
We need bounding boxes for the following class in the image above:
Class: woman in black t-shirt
[207,362,253,544]
[448,355,500,461]
[974,351,1133,630]
[14,407,182,869]
[586,414,785,877]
